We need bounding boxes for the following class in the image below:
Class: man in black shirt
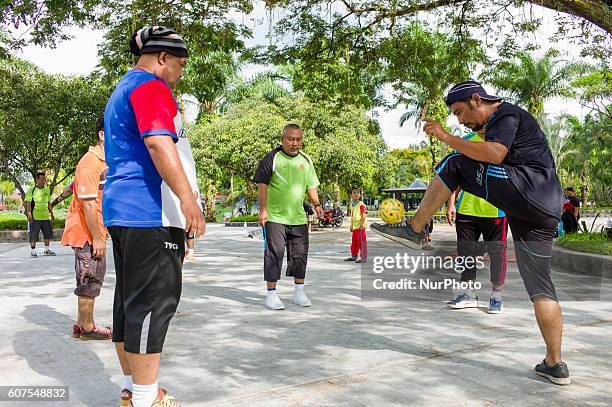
[400,80,569,385]
[564,187,581,222]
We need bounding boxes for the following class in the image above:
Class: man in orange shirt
[62,116,112,340]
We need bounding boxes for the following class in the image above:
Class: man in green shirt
[254,124,324,310]
[25,172,56,257]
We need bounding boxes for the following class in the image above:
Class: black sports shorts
[109,226,185,354]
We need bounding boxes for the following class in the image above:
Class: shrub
[229,214,259,222]
[2,197,21,211]
[0,216,65,230]
[0,218,28,230]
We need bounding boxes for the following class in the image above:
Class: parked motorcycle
[319,208,344,228]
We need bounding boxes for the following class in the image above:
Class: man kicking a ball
[255,124,324,310]
[399,80,569,385]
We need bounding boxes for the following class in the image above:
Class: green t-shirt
[455,133,505,218]
[25,185,51,221]
[254,146,320,225]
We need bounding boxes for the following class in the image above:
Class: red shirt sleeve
[129,79,178,140]
[360,204,367,214]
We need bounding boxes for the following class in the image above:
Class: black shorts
[436,154,559,301]
[264,222,309,282]
[455,214,508,286]
[29,220,53,241]
[109,226,185,354]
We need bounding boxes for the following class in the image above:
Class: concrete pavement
[0,224,610,406]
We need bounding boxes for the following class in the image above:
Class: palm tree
[385,25,483,169]
[218,71,291,113]
[482,49,573,116]
[537,114,577,168]
[179,51,243,121]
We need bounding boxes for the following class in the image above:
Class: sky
[15,1,591,149]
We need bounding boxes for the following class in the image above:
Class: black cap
[446,80,502,106]
[565,187,574,192]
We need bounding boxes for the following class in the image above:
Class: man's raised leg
[409,175,453,232]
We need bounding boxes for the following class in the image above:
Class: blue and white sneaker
[447,293,478,309]
[487,297,503,314]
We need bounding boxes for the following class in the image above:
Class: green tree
[180,51,243,122]
[572,62,612,120]
[387,148,430,187]
[482,49,573,116]
[277,95,387,202]
[381,24,482,169]
[537,114,577,170]
[91,1,253,81]
[218,71,291,114]
[563,110,612,205]
[281,46,384,111]
[0,178,14,203]
[264,0,611,63]
[191,99,286,212]
[0,58,110,197]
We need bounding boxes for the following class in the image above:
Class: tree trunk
[334,0,612,36]
[205,184,217,222]
[580,172,588,205]
[534,0,612,35]
[245,179,254,213]
[419,100,438,173]
[334,177,340,208]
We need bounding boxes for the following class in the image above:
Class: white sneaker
[265,292,285,310]
[447,293,478,309]
[30,250,37,257]
[294,289,312,307]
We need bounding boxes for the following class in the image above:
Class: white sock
[187,248,194,255]
[294,284,304,293]
[44,244,49,250]
[31,248,36,253]
[491,290,502,300]
[131,382,158,407]
[267,288,277,297]
[122,375,133,391]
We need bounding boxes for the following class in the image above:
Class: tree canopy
[0,58,110,196]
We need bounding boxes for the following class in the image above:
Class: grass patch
[556,232,612,256]
[229,214,259,222]
[215,205,235,223]
[0,211,65,230]
[0,211,26,220]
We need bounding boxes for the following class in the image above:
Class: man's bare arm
[442,136,508,164]
[83,199,105,258]
[307,188,324,219]
[258,183,268,226]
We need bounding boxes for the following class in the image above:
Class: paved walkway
[0,224,610,406]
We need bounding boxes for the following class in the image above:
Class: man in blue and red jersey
[103,26,205,407]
